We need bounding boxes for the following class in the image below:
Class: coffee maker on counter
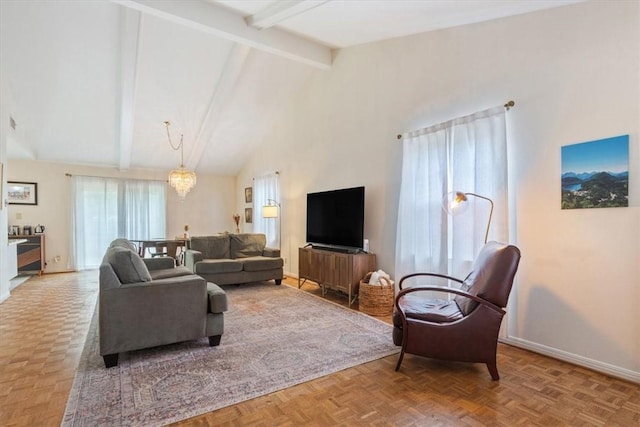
[8,224,44,236]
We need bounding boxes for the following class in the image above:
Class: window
[252,172,280,248]
[395,106,509,281]
[71,176,166,269]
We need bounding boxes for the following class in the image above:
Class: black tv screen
[306,186,365,250]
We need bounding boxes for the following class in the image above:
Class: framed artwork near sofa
[245,187,252,203]
[245,207,253,223]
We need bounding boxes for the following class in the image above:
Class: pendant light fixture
[164,121,196,199]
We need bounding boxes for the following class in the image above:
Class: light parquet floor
[0,272,638,426]
[0,271,98,426]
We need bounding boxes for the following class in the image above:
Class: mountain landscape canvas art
[561,135,629,209]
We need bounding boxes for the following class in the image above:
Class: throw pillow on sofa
[230,233,265,258]
[106,246,152,284]
[190,235,230,259]
[109,238,138,253]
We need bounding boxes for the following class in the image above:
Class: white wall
[0,76,11,302]
[6,159,236,273]
[237,1,639,381]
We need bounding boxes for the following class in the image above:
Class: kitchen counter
[9,239,28,245]
[7,239,27,279]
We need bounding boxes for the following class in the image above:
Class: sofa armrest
[143,257,176,271]
[207,283,228,313]
[185,249,203,271]
[263,247,280,257]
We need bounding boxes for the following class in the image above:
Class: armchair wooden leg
[487,362,500,381]
[208,335,222,346]
[395,349,406,371]
[275,279,282,285]
[103,353,119,368]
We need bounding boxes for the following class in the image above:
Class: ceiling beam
[117,7,141,170]
[112,0,331,70]
[185,43,250,171]
[246,0,332,30]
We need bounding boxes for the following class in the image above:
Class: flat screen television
[306,186,365,252]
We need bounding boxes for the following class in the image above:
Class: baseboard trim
[0,290,9,304]
[284,271,298,279]
[501,336,639,384]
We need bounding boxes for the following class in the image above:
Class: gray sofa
[185,233,284,286]
[99,238,228,368]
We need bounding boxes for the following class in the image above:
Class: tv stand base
[298,247,377,307]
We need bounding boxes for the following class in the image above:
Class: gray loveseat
[185,233,283,286]
[99,238,228,368]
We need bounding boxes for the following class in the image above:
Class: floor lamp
[262,199,281,250]
[442,191,494,244]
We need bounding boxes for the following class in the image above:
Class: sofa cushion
[143,256,176,271]
[240,256,284,272]
[190,235,230,259]
[106,246,151,284]
[395,295,464,324]
[230,233,266,258]
[196,259,243,275]
[206,282,228,313]
[149,266,193,280]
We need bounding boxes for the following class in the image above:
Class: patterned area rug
[62,282,399,426]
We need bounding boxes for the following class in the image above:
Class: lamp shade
[442,191,494,243]
[262,205,278,218]
[442,191,470,215]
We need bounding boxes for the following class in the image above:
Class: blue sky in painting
[561,135,629,174]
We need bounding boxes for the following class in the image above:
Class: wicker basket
[359,272,395,317]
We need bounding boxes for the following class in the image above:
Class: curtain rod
[396,100,515,140]
[252,171,279,181]
[65,173,166,182]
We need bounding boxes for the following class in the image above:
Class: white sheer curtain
[70,176,166,270]
[395,106,508,283]
[252,172,280,248]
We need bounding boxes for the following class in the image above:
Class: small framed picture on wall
[245,207,253,224]
[7,181,38,205]
[245,187,253,203]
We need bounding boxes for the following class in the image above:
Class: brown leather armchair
[393,241,521,380]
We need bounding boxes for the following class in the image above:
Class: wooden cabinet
[10,234,45,275]
[298,247,376,306]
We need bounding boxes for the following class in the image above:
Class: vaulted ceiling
[0,0,582,175]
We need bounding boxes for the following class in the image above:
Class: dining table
[131,238,189,264]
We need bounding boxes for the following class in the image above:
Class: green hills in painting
[561,171,628,209]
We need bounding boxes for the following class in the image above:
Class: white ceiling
[1,0,583,175]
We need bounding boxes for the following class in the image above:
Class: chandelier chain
[164,121,184,166]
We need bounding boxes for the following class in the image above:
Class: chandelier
[164,121,196,199]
